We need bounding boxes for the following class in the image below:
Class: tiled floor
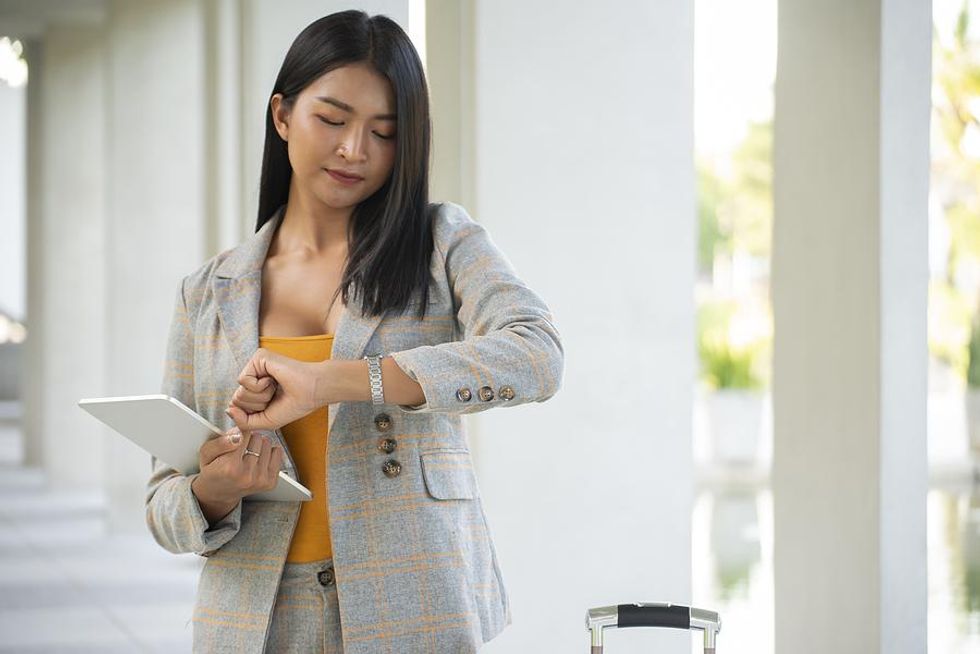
[0,402,202,652]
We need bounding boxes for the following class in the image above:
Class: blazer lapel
[213,205,386,431]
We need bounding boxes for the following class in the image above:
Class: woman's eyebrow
[315,96,396,121]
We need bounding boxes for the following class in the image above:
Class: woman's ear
[270,93,290,142]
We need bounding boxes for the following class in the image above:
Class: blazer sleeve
[144,275,243,557]
[388,203,565,414]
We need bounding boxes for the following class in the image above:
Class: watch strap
[364,353,385,405]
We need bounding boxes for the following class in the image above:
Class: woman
[145,9,564,654]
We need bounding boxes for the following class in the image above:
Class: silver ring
[244,449,260,458]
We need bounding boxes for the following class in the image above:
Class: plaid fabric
[145,201,564,653]
[265,556,343,652]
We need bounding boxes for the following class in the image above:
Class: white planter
[706,389,765,465]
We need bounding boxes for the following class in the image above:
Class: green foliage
[697,159,729,274]
[928,280,974,379]
[967,313,980,387]
[728,120,773,257]
[715,563,752,602]
[947,201,980,269]
[700,338,764,390]
[695,119,774,274]
[931,1,980,380]
[698,300,769,390]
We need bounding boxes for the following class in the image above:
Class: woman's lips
[325,169,364,185]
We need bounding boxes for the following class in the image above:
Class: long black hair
[256,9,434,320]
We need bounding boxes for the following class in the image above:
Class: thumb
[226,403,273,433]
[223,426,245,450]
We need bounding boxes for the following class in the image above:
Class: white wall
[465,2,697,652]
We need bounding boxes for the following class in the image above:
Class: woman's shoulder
[428,201,489,255]
[430,200,475,230]
[177,248,235,309]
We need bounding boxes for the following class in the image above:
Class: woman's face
[271,62,398,211]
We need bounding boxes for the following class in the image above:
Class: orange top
[257,332,333,563]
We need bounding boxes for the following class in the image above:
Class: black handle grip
[617,603,690,630]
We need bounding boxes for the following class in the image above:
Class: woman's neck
[273,189,352,258]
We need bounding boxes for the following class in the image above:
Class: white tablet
[78,394,312,502]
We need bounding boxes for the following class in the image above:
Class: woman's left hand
[226,348,322,432]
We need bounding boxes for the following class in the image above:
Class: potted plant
[699,300,769,467]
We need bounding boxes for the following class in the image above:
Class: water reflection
[928,486,980,652]
[691,487,772,654]
[691,485,980,653]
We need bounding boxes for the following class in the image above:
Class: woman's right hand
[192,426,285,506]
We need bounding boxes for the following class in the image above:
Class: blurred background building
[0,0,951,653]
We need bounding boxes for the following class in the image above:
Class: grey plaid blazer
[144,201,564,653]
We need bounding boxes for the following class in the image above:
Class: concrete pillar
[22,35,44,472]
[99,0,209,529]
[426,0,476,208]
[203,0,245,254]
[0,58,27,324]
[24,21,109,491]
[772,0,930,651]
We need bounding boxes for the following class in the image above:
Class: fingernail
[228,432,241,444]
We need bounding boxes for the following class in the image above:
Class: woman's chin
[313,187,361,210]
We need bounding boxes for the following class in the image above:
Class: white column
[203,0,245,254]
[103,0,209,530]
[0,62,27,324]
[425,0,476,208]
[25,22,109,490]
[469,1,696,652]
[772,0,930,651]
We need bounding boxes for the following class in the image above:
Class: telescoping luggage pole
[585,602,721,653]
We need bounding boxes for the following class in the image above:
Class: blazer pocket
[419,448,478,500]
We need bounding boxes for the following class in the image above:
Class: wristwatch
[363,353,385,405]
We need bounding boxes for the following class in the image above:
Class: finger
[266,446,283,489]
[230,394,268,413]
[211,426,252,469]
[237,351,275,390]
[242,432,269,471]
[230,384,276,412]
[239,375,273,393]
[235,380,277,403]
[200,427,244,466]
[267,445,284,476]
[226,405,257,432]
[254,435,273,489]
[227,401,275,433]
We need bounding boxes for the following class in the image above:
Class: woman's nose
[339,132,367,162]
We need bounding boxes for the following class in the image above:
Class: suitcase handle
[585,602,721,653]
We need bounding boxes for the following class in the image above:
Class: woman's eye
[318,116,394,140]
